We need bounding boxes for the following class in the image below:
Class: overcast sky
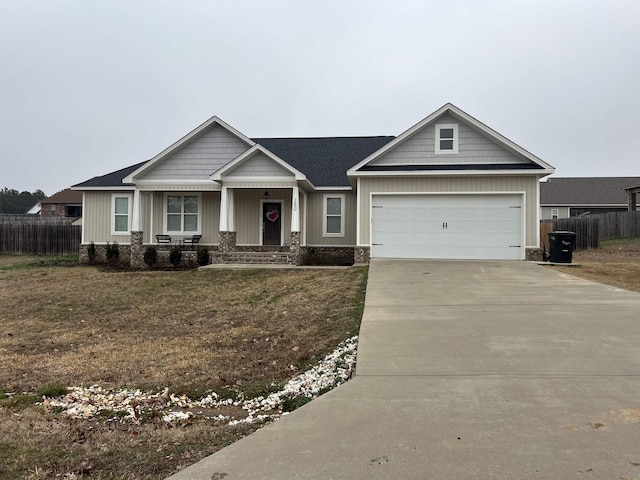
[1,0,638,196]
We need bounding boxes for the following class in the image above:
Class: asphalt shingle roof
[72,138,396,188]
[540,177,640,205]
[72,162,147,188]
[252,136,395,186]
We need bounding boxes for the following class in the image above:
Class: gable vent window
[435,124,459,154]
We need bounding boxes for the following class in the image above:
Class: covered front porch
[214,185,304,265]
[126,185,306,268]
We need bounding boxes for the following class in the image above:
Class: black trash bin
[547,231,577,263]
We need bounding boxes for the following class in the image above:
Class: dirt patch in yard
[0,256,367,479]
[553,237,640,294]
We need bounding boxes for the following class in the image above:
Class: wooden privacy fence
[596,211,640,241]
[540,211,640,251]
[0,223,81,255]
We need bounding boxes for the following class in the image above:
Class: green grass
[0,254,79,271]
[37,384,68,398]
[281,394,313,412]
[601,237,640,247]
[0,394,40,409]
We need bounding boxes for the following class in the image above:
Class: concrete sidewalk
[168,260,640,479]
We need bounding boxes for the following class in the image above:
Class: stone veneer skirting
[80,243,132,266]
[80,243,201,269]
[301,246,355,266]
[79,242,542,268]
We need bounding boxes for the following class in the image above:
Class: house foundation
[354,246,370,264]
[525,247,544,262]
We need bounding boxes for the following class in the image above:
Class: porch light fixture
[263,191,270,199]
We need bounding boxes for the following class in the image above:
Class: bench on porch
[181,234,202,250]
[155,234,172,245]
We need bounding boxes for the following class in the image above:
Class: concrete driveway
[168,260,640,479]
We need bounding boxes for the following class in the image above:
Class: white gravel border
[43,336,358,426]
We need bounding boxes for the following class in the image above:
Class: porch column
[218,186,236,252]
[289,187,302,265]
[219,187,235,231]
[130,188,144,269]
[131,188,141,232]
[219,186,228,231]
[291,186,300,232]
[629,189,637,212]
[227,188,235,231]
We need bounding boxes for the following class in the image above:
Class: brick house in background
[40,189,83,218]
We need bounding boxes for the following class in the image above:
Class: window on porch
[165,194,200,233]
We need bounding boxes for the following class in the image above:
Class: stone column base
[130,231,144,269]
[289,231,302,265]
[354,246,370,264]
[525,248,544,261]
[219,231,237,252]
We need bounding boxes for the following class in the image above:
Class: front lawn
[0,256,367,479]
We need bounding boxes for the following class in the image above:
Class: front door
[262,202,282,245]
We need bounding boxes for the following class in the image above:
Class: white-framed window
[164,193,201,234]
[551,208,559,220]
[435,123,459,154]
[323,194,345,237]
[111,194,132,235]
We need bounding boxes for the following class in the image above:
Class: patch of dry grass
[0,407,258,479]
[553,237,640,293]
[0,257,367,478]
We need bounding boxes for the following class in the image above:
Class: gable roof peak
[347,103,554,174]
[121,115,254,184]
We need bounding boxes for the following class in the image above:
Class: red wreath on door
[266,209,279,222]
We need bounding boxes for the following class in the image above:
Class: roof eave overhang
[71,186,135,191]
[348,168,555,178]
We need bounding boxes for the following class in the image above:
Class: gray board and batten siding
[139,125,251,182]
[225,152,294,178]
[368,113,532,167]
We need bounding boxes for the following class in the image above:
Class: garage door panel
[371,194,523,260]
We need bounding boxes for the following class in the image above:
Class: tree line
[0,188,46,214]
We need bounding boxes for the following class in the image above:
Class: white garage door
[371,194,523,260]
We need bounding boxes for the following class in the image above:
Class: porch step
[211,251,294,265]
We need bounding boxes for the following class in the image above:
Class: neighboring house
[540,177,640,220]
[41,189,83,218]
[72,103,554,266]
